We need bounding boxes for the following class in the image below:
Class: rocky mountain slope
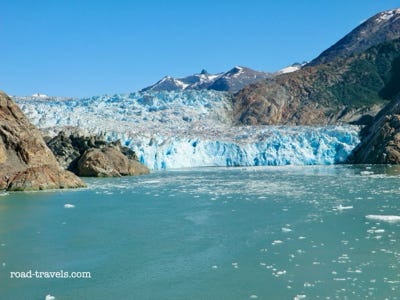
[0,91,85,191]
[309,8,400,66]
[233,38,400,125]
[142,66,271,93]
[348,93,400,164]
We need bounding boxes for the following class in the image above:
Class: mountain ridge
[309,8,400,66]
[141,66,272,93]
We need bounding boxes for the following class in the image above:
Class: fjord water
[1,165,400,299]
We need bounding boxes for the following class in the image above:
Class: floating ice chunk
[365,215,400,223]
[335,204,353,211]
[360,171,374,176]
[64,203,75,208]
[250,295,258,299]
[272,240,283,245]
[294,295,306,300]
[275,270,287,276]
[282,227,292,233]
[211,265,218,269]
[304,282,314,288]
[45,295,56,300]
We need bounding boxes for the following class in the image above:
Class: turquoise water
[1,165,400,299]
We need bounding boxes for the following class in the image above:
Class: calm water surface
[1,165,400,299]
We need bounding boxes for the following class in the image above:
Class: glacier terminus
[14,90,360,170]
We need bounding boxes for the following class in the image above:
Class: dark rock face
[348,95,400,164]
[46,132,149,177]
[46,132,109,171]
[233,39,400,125]
[77,146,150,177]
[310,9,400,66]
[0,91,85,191]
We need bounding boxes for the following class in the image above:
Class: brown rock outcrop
[348,95,400,163]
[77,146,149,177]
[0,91,85,191]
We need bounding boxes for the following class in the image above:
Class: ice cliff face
[14,90,360,170]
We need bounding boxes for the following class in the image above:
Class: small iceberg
[334,204,353,211]
[365,215,400,223]
[45,295,56,300]
[64,204,75,209]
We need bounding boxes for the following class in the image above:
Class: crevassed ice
[14,90,360,170]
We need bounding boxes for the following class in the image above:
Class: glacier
[13,90,360,170]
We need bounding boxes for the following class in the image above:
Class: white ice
[14,90,360,170]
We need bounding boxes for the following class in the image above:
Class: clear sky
[1,0,400,97]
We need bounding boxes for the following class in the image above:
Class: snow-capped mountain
[13,90,360,170]
[309,8,400,66]
[142,66,271,93]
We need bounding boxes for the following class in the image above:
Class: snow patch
[375,9,400,23]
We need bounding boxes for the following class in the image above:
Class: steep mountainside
[310,8,400,66]
[141,66,271,93]
[0,91,85,191]
[233,38,400,125]
[348,93,400,164]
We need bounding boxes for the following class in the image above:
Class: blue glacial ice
[14,90,360,170]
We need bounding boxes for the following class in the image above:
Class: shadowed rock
[46,131,149,177]
[348,95,400,164]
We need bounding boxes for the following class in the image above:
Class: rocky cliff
[46,132,150,177]
[233,38,400,125]
[348,94,400,164]
[77,146,150,177]
[0,91,85,191]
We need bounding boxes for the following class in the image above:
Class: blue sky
[1,0,400,97]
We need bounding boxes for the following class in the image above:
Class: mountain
[233,35,400,126]
[309,8,400,66]
[0,91,85,191]
[141,66,271,93]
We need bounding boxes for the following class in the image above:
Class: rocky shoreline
[45,131,149,177]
